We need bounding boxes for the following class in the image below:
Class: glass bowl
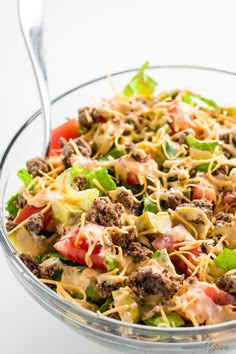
[1,66,236,354]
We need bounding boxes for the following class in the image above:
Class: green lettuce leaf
[144,313,184,327]
[214,248,236,272]
[143,198,158,214]
[99,148,124,161]
[104,254,118,272]
[86,168,116,191]
[6,194,19,216]
[182,92,218,111]
[99,297,113,313]
[17,168,33,187]
[186,135,220,154]
[123,61,157,98]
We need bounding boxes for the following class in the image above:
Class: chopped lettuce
[186,134,220,159]
[214,248,236,272]
[99,148,124,161]
[165,141,177,158]
[99,297,113,313]
[86,283,102,305]
[123,61,157,98]
[17,168,33,187]
[182,92,218,111]
[143,198,158,214]
[52,269,63,281]
[6,194,19,217]
[144,313,184,327]
[104,254,118,272]
[85,168,116,191]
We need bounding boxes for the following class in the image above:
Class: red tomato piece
[152,235,174,252]
[192,184,216,202]
[54,224,107,270]
[49,119,79,156]
[223,191,236,205]
[168,101,195,132]
[98,117,107,123]
[203,285,236,306]
[152,234,202,276]
[126,172,140,185]
[15,205,44,224]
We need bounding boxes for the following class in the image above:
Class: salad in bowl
[2,64,236,352]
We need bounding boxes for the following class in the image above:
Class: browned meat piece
[26,157,51,177]
[110,226,151,261]
[161,193,184,210]
[222,147,232,159]
[110,225,137,249]
[216,271,236,294]
[128,267,180,298]
[40,264,61,280]
[61,137,91,167]
[219,134,230,144]
[129,148,148,163]
[26,212,44,234]
[6,215,17,232]
[126,242,153,262]
[179,199,213,219]
[86,197,124,227]
[72,175,88,191]
[78,107,100,130]
[213,165,228,176]
[20,254,40,277]
[214,212,232,225]
[125,142,135,154]
[96,280,124,299]
[172,129,194,145]
[115,189,141,215]
[14,193,27,209]
[74,137,91,158]
[61,141,74,168]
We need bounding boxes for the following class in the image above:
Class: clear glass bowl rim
[1,65,236,339]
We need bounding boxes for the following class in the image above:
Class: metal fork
[18,0,51,156]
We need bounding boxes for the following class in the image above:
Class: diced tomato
[126,172,140,185]
[54,224,106,270]
[168,101,195,132]
[223,191,236,205]
[152,229,202,276]
[152,235,175,252]
[15,205,51,230]
[15,205,44,224]
[192,184,216,202]
[98,117,107,123]
[203,285,236,306]
[49,119,79,156]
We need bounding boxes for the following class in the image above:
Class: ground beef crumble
[6,215,17,232]
[14,193,27,209]
[60,137,91,167]
[72,175,88,191]
[26,213,44,234]
[160,193,185,210]
[115,189,141,215]
[26,157,51,177]
[214,212,232,225]
[86,197,124,227]
[20,254,40,277]
[128,267,180,298]
[78,107,100,130]
[216,271,236,294]
[179,199,213,219]
[96,280,124,299]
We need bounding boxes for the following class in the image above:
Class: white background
[1,0,236,353]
